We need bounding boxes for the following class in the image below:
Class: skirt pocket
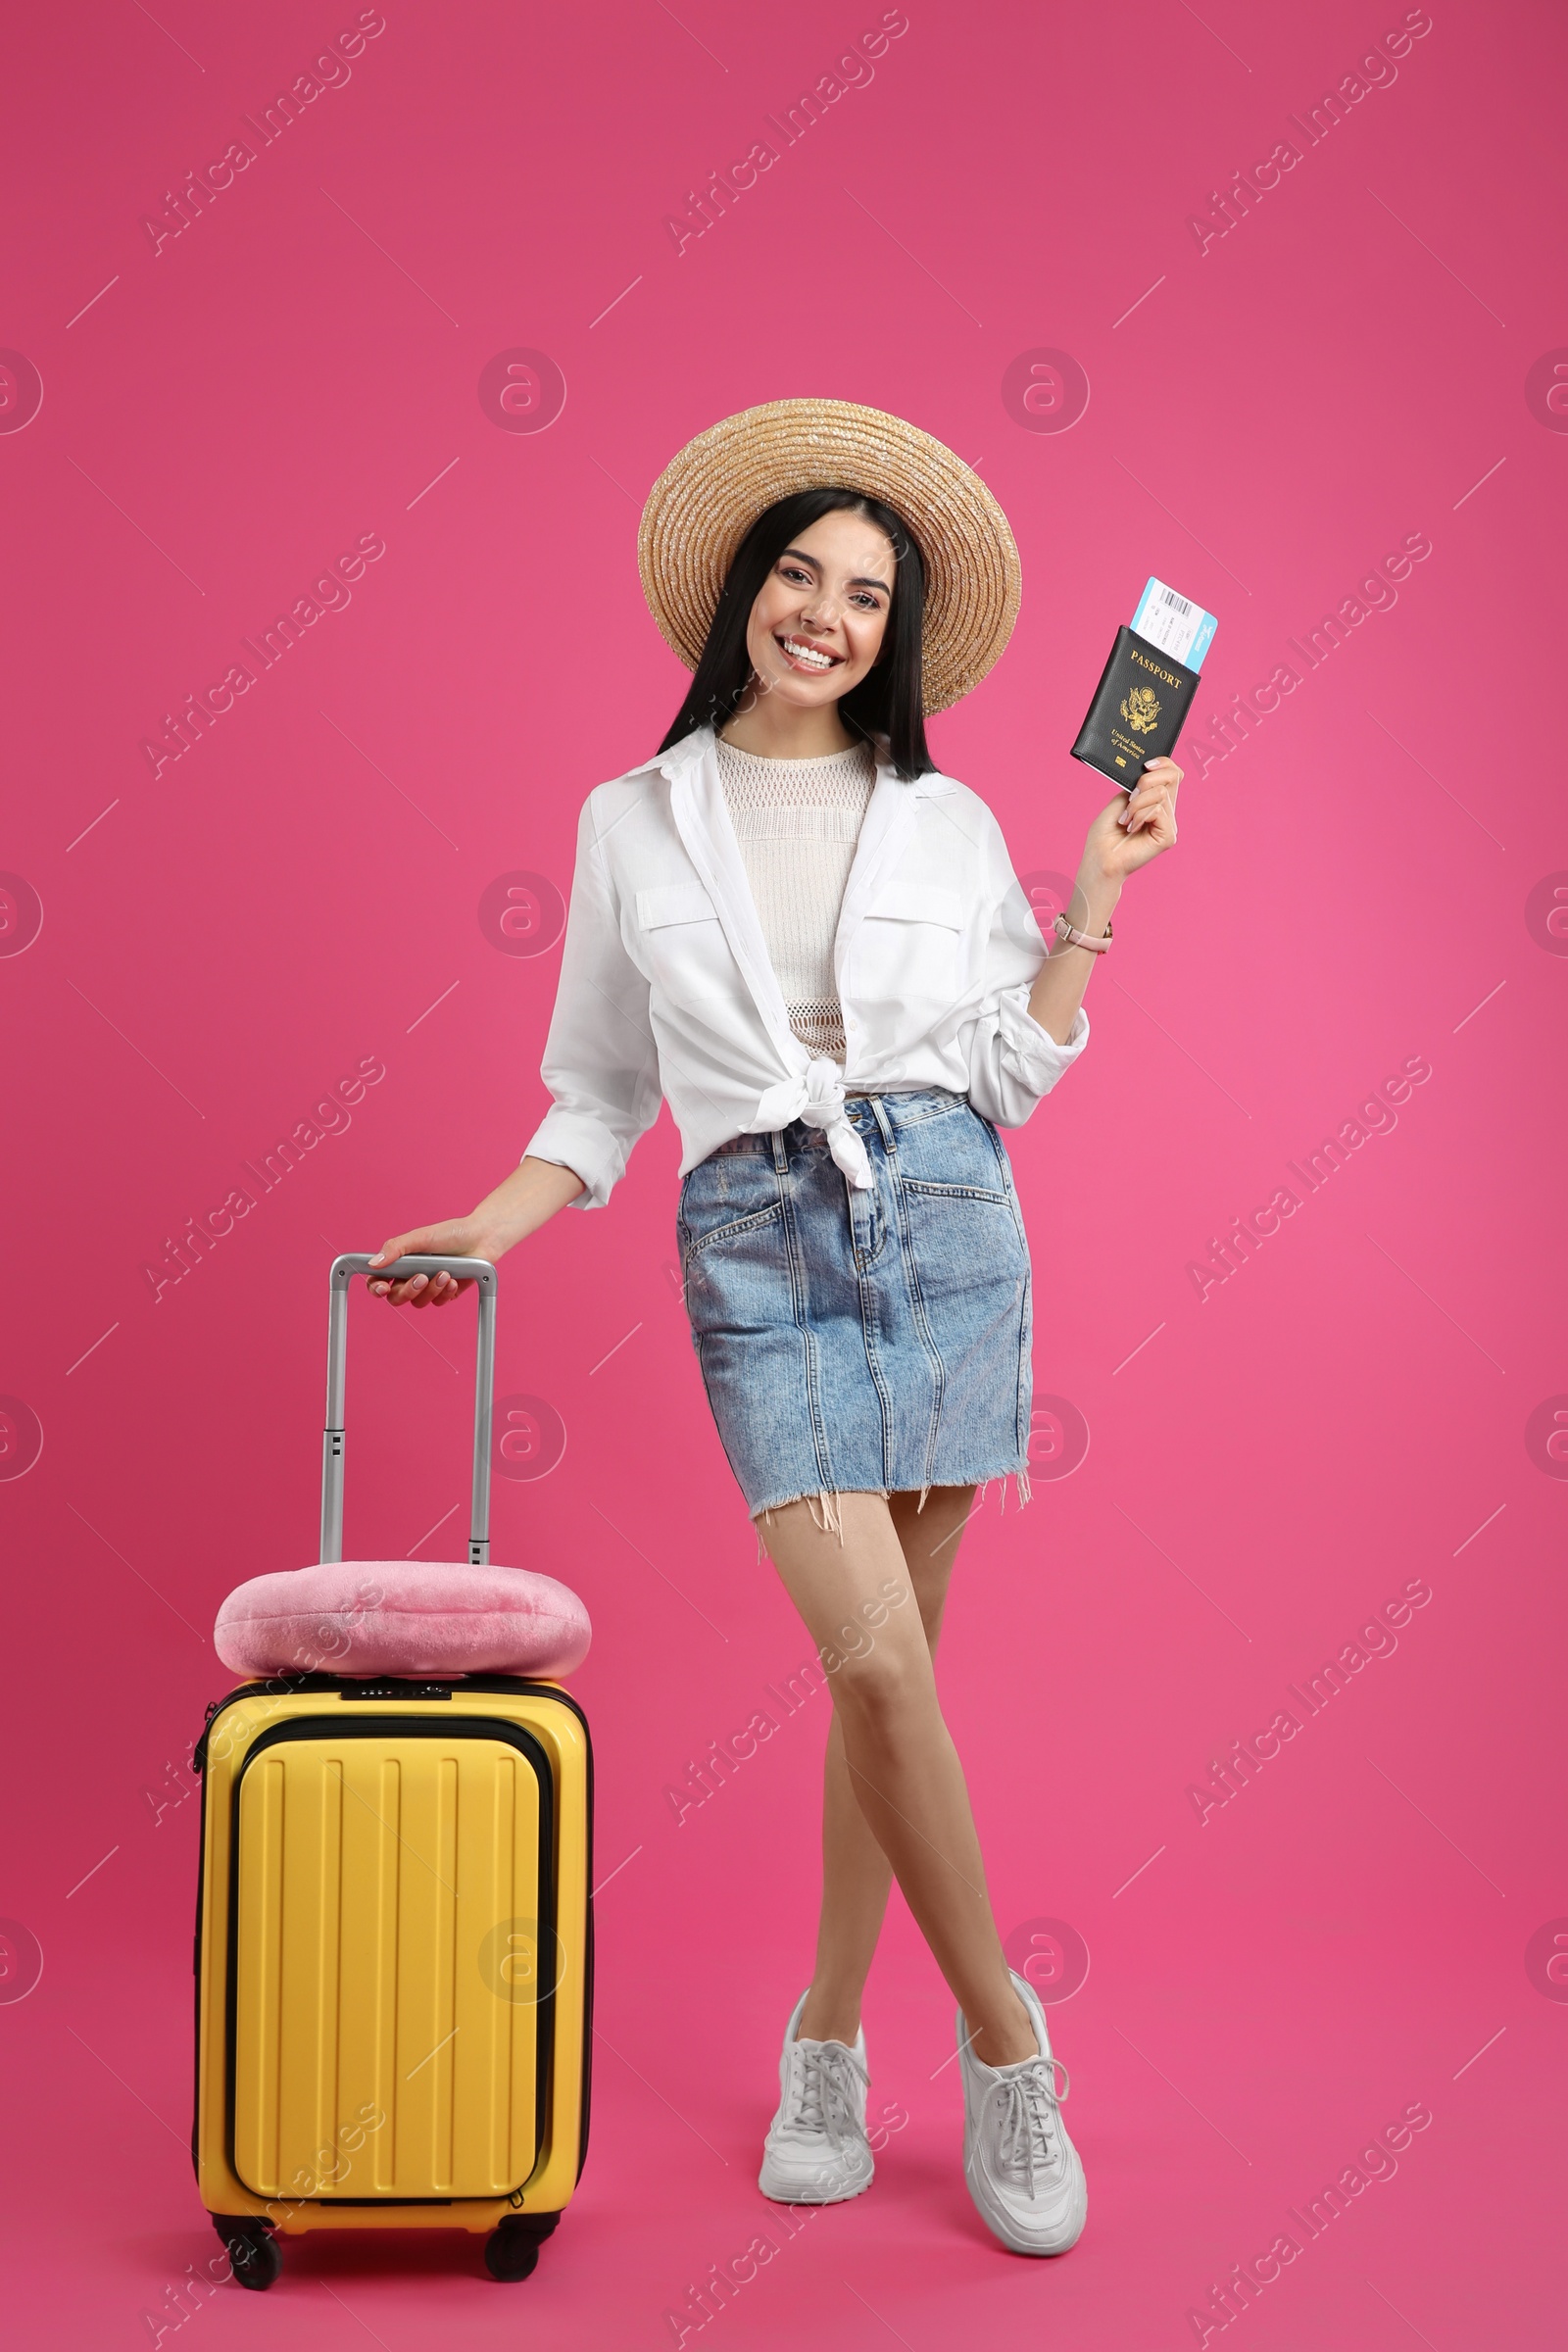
[679,1146,779,1250]
[894,1100,1009,1197]
[897,1182,1025,1300]
[678,1150,793,1342]
[895,1106,1027,1302]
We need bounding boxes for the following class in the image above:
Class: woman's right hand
[368,1220,489,1306]
[367,1158,587,1306]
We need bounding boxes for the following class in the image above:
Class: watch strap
[1053,910,1113,954]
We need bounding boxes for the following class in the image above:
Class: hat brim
[637,398,1021,716]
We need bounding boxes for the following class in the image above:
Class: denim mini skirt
[677,1088,1034,1524]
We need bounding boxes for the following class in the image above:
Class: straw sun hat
[637,398,1021,715]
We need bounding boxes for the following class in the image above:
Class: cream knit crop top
[715,733,878,1062]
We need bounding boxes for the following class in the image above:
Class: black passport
[1070,625,1200,790]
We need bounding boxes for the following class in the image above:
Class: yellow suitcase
[190,1256,593,2286]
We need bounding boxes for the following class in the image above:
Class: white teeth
[781,637,834,668]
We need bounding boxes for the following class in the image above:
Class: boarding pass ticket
[1130,576,1218,672]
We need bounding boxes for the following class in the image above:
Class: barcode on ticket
[1130,575,1218,671]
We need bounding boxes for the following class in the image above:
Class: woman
[368,400,1180,2256]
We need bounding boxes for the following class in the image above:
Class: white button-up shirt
[523,723,1090,1206]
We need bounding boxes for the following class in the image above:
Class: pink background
[2,1,1564,2343]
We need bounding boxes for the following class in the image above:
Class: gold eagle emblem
[1119,683,1161,734]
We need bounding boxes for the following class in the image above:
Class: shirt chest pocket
[854,878,966,1009]
[634,881,732,1001]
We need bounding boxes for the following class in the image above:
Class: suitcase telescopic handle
[321,1253,499,1568]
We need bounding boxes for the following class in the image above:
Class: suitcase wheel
[213,2216,281,2290]
[484,2211,558,2281]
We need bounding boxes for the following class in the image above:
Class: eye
[778,564,812,585]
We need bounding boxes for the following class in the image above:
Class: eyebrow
[777,546,893,597]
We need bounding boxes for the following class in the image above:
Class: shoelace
[783,2042,862,2150]
[991,2055,1070,2198]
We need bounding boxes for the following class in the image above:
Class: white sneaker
[759,1989,874,2204]
[957,1968,1087,2254]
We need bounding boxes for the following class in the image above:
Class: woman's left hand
[1085,755,1181,880]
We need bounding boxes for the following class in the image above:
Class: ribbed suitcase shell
[194,1676,592,2237]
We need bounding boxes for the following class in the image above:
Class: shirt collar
[647,722,954,798]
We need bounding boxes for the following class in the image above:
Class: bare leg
[798,1486,973,2045]
[759,1489,1034,2070]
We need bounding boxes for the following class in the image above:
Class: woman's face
[743,508,897,710]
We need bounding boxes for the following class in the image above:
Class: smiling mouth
[775,633,843,673]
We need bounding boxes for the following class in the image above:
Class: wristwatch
[1053,911,1113,953]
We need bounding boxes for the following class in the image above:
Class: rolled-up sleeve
[962,845,1091,1127]
[521,792,662,1208]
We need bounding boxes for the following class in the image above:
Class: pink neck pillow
[214,1559,591,1681]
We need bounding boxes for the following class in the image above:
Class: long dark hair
[658,488,934,781]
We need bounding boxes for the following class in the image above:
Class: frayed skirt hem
[748,1464,1033,1547]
